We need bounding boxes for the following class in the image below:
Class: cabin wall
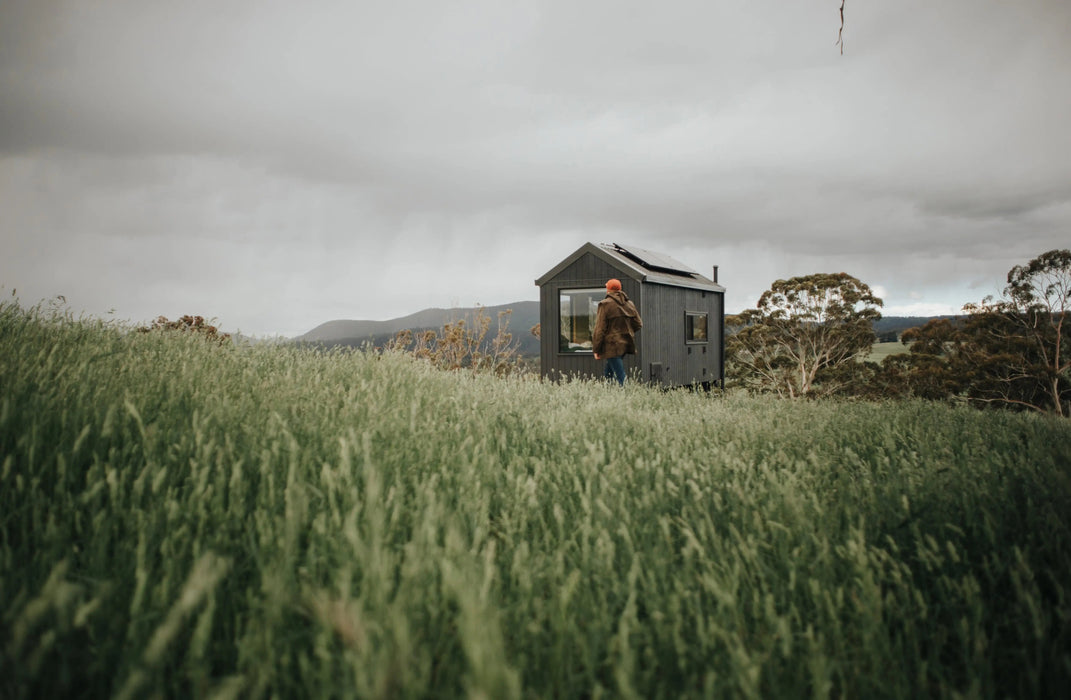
[638,287,723,387]
[539,252,642,381]
[539,251,724,387]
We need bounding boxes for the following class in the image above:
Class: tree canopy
[887,250,1071,415]
[728,273,883,397]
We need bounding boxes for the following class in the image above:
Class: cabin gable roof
[535,242,724,293]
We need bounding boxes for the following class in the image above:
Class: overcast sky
[2,0,1069,337]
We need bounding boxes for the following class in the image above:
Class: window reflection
[686,313,708,342]
[559,288,603,353]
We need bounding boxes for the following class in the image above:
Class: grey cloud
[916,189,1071,222]
[3,0,1071,335]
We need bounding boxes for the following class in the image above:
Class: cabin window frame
[685,311,709,344]
[558,287,604,354]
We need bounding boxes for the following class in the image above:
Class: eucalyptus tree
[728,272,883,397]
[959,249,1071,415]
[889,249,1070,416]
[1004,249,1071,413]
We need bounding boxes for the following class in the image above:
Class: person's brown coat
[593,290,642,358]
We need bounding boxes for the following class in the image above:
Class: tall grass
[2,298,1069,698]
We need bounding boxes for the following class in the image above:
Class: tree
[1001,249,1071,415]
[881,318,967,401]
[956,250,1071,415]
[727,272,883,397]
[886,250,1071,416]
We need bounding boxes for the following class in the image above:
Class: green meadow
[2,300,1069,698]
[864,341,912,363]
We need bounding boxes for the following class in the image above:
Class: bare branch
[836,0,846,55]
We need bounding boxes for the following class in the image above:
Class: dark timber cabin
[535,242,725,388]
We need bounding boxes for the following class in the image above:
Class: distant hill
[295,301,541,356]
[873,316,955,333]
[872,316,957,342]
[295,305,953,357]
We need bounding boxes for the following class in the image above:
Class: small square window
[686,312,708,343]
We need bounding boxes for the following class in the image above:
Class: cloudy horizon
[2,0,1069,337]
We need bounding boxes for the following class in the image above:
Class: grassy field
[864,341,913,363]
[2,300,1070,698]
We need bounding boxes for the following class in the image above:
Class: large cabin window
[559,288,603,353]
[686,312,708,343]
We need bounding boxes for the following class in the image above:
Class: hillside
[872,315,957,341]
[295,301,541,355]
[296,303,949,356]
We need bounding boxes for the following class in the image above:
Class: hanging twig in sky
[836,0,846,54]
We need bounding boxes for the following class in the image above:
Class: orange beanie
[606,278,622,291]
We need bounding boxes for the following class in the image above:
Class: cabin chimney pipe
[712,265,719,284]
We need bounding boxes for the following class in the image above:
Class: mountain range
[294,302,949,356]
[294,301,542,355]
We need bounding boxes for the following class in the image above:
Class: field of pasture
[864,341,912,363]
[2,300,1070,698]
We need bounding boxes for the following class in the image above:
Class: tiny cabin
[535,242,725,388]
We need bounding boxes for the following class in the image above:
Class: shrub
[138,315,231,345]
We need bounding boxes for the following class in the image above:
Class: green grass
[863,341,913,363]
[2,299,1070,698]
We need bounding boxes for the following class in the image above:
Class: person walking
[592,278,642,385]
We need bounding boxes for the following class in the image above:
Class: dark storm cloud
[2,0,1070,335]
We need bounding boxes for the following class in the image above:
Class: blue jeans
[603,356,626,385]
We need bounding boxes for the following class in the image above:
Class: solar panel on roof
[610,243,698,276]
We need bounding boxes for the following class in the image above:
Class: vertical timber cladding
[634,270,723,388]
[536,242,725,387]
[539,249,643,381]
[639,284,720,387]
